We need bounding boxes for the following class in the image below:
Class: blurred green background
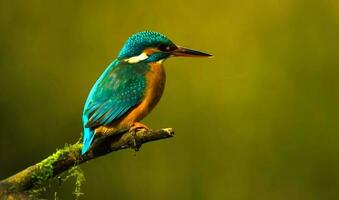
[1,0,339,199]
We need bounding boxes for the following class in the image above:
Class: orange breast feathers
[115,61,166,128]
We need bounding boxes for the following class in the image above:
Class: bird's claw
[129,122,149,151]
[130,122,149,132]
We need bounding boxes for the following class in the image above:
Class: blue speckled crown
[117,31,173,59]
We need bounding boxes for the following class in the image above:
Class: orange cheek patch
[143,48,159,55]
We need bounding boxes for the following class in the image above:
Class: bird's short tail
[81,127,95,155]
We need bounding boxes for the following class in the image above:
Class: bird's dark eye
[158,44,177,52]
[158,44,169,51]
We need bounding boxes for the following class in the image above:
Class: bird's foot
[129,122,150,151]
[130,122,149,132]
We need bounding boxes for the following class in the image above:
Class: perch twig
[0,128,174,199]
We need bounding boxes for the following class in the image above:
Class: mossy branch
[0,128,174,199]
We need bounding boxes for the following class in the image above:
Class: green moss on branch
[0,128,174,199]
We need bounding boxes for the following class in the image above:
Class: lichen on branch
[0,128,174,199]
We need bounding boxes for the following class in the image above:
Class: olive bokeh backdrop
[1,0,339,199]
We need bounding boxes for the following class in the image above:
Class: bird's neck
[148,60,166,79]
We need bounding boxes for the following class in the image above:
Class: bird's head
[117,31,211,64]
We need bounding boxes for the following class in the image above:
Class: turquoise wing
[83,60,149,128]
[81,60,149,155]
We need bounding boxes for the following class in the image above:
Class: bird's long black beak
[171,46,212,57]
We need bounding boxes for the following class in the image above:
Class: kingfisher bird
[81,31,211,155]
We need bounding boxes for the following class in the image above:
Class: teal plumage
[85,61,149,128]
[82,60,149,154]
[81,31,211,155]
[118,31,173,59]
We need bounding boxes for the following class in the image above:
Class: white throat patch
[124,52,149,63]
